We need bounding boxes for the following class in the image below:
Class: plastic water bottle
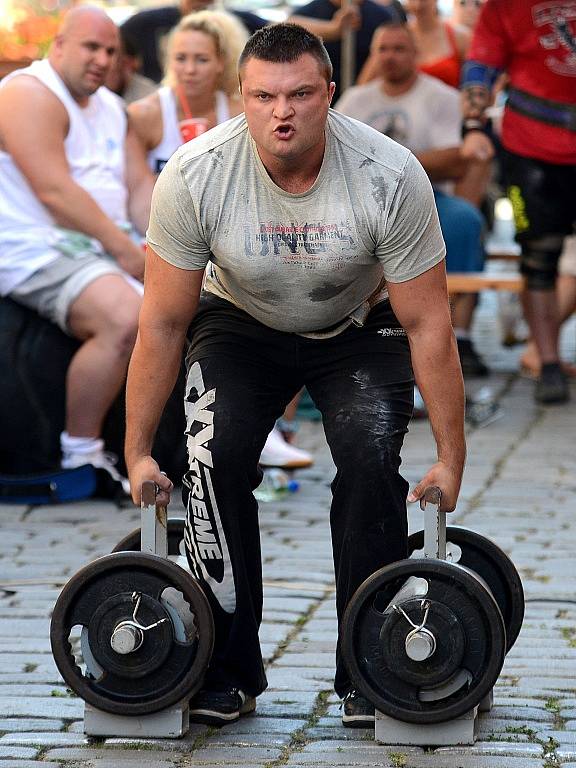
[254,468,299,502]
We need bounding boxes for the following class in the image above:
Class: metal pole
[340,0,356,93]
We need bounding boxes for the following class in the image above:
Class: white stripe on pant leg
[184,361,236,614]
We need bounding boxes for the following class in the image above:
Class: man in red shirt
[461,0,576,403]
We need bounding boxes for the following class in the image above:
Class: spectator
[336,22,490,376]
[121,0,266,83]
[105,29,157,104]
[451,0,484,32]
[356,0,469,89]
[289,0,405,99]
[405,0,470,87]
[0,6,155,493]
[461,0,576,403]
[128,11,246,174]
[520,236,576,379]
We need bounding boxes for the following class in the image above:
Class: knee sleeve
[520,234,564,290]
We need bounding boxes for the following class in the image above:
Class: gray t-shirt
[147,110,445,334]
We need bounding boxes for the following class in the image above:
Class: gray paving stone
[0,697,83,718]
[0,719,64,733]
[0,731,88,746]
[218,716,307,735]
[190,745,283,762]
[0,763,60,768]
[0,685,69,697]
[287,751,544,766]
[44,747,188,761]
[0,746,40,759]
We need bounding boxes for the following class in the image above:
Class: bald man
[0,6,155,494]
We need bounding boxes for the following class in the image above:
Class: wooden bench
[447,272,524,294]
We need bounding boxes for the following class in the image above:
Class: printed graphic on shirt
[244,220,357,270]
[183,361,236,614]
[365,110,410,145]
[534,2,576,76]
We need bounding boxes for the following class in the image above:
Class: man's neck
[257,139,326,194]
[379,72,418,98]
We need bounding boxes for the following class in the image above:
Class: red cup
[179,117,209,143]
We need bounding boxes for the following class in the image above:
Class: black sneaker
[457,338,490,377]
[341,690,375,728]
[535,363,570,404]
[189,686,256,726]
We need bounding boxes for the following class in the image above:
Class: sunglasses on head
[458,0,483,6]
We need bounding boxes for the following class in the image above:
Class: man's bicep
[387,261,450,333]
[140,247,204,332]
[0,81,71,197]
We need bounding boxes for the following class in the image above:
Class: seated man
[0,6,155,493]
[105,29,157,105]
[336,22,490,376]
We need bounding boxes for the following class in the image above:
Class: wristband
[461,118,490,137]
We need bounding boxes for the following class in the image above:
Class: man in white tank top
[0,6,155,495]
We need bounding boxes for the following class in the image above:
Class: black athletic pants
[182,293,414,698]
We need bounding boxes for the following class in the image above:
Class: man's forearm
[409,325,466,472]
[39,176,133,256]
[125,326,188,468]
[416,148,468,182]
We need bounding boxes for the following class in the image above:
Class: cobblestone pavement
[1,296,575,768]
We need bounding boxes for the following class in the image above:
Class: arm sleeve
[376,153,446,282]
[146,151,211,270]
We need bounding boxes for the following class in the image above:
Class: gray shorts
[10,254,142,333]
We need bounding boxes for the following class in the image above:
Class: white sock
[60,431,104,457]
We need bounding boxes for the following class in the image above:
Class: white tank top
[0,59,128,294]
[148,86,231,173]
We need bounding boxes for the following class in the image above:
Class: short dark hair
[238,23,333,84]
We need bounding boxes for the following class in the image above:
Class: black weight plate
[50,551,214,715]
[380,597,466,687]
[113,518,186,559]
[87,593,173,679]
[341,558,506,724]
[408,526,524,652]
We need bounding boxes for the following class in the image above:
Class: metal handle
[420,486,446,560]
[140,480,168,558]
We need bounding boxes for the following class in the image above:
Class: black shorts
[503,149,576,243]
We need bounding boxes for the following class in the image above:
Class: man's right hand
[108,233,146,281]
[461,131,494,162]
[128,455,174,507]
[333,3,361,35]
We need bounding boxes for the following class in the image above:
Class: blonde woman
[128,11,246,173]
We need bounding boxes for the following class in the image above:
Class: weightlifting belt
[506,86,576,131]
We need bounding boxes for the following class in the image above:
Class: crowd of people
[0,0,574,728]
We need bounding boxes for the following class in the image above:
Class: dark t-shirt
[121,5,266,82]
[293,0,405,99]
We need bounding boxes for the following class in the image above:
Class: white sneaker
[62,448,131,496]
[259,427,313,469]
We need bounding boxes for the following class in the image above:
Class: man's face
[372,27,417,85]
[52,15,119,103]
[240,54,335,167]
